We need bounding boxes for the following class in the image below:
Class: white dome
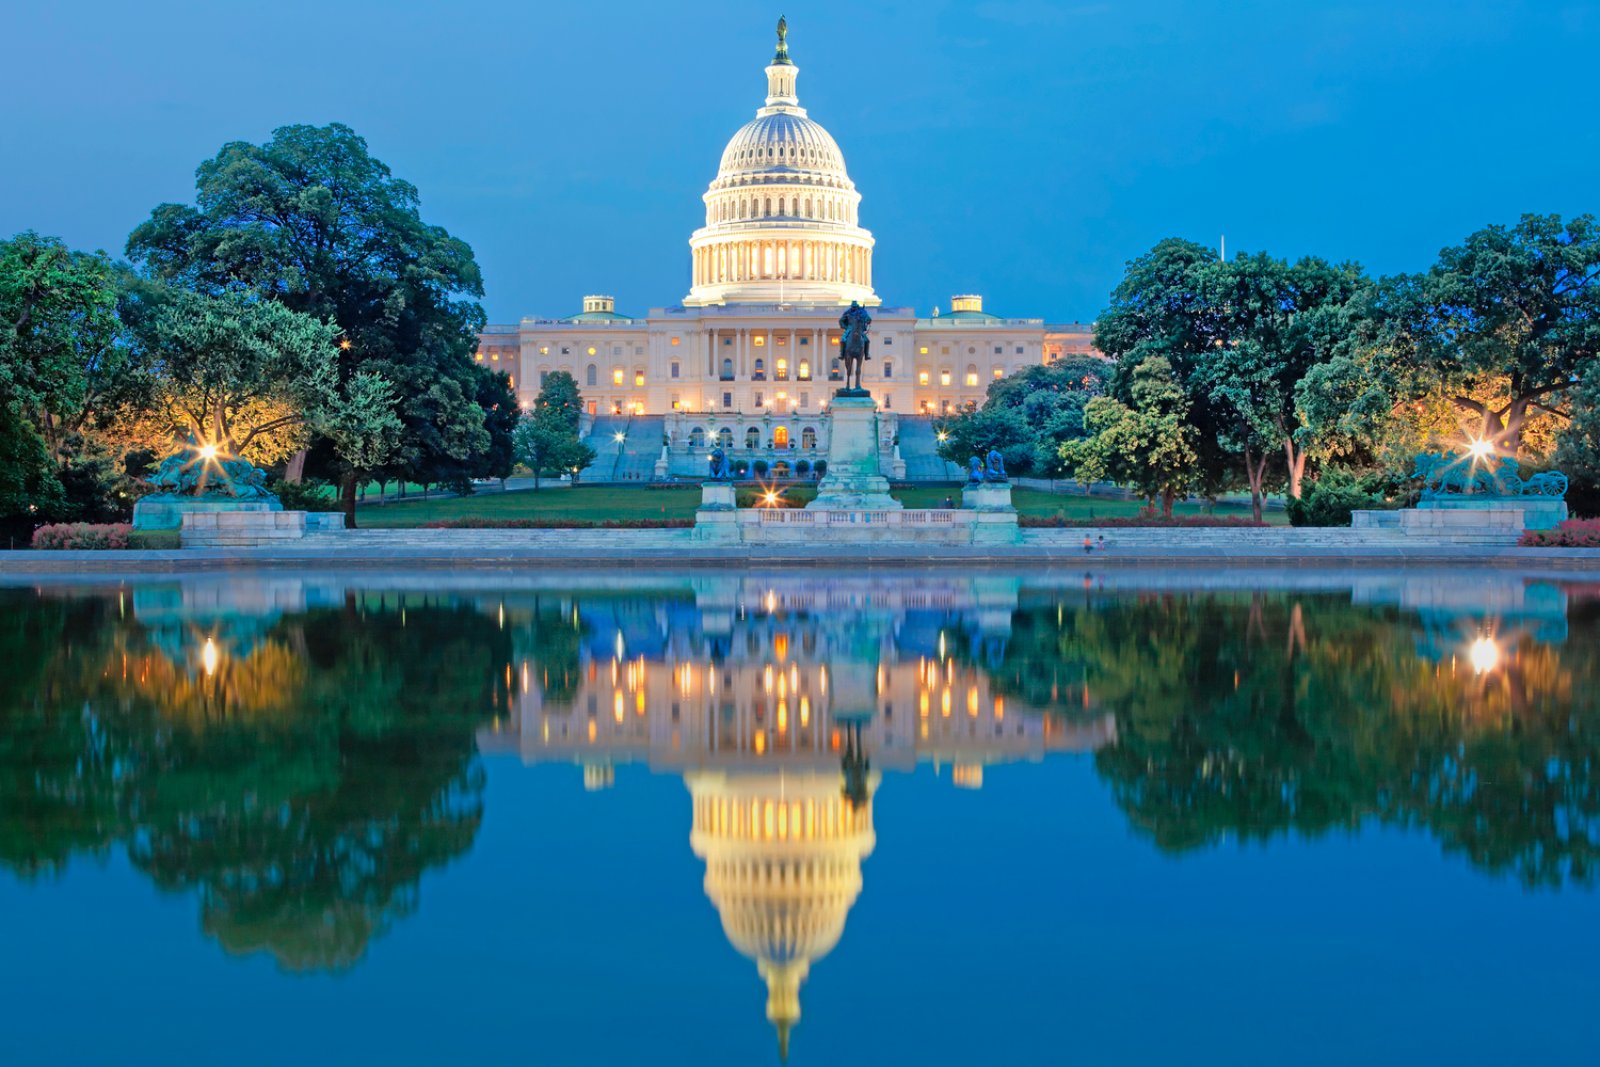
[684,20,878,307]
[714,113,852,191]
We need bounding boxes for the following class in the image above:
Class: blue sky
[4,0,1597,323]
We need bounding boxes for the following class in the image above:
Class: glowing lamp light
[936,430,949,443]
[1469,635,1501,674]
[198,443,219,461]
[613,432,626,444]
[339,339,353,351]
[1468,439,1495,460]
[763,490,779,506]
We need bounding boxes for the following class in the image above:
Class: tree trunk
[1283,439,1307,499]
[284,448,308,484]
[1245,447,1267,523]
[341,471,358,530]
[1160,487,1176,519]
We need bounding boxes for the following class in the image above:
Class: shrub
[736,487,806,509]
[418,518,692,529]
[1519,518,1600,547]
[733,460,750,476]
[129,529,182,550]
[752,459,770,477]
[268,477,340,512]
[31,522,133,549]
[1287,469,1380,527]
[813,460,828,479]
[795,459,811,477]
[1020,515,1266,528]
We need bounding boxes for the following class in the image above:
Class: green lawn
[357,482,1287,528]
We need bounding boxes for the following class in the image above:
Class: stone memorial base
[807,395,900,511]
[181,509,306,547]
[962,481,1022,544]
[1417,496,1567,530]
[693,482,741,542]
[133,494,281,531]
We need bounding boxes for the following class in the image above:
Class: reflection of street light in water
[1469,635,1501,674]
[202,637,219,677]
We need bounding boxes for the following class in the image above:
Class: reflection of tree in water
[511,595,587,707]
[998,592,1600,889]
[0,590,508,969]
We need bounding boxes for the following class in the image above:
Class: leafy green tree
[513,372,594,487]
[126,123,491,515]
[313,371,405,523]
[1200,253,1368,515]
[126,287,340,458]
[1094,239,1235,499]
[1060,356,1198,516]
[937,357,1111,476]
[1406,214,1600,454]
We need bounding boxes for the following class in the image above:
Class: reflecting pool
[2,568,1598,1064]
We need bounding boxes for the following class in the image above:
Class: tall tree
[126,123,491,522]
[126,287,340,460]
[937,357,1111,476]
[1408,213,1600,454]
[1200,253,1368,514]
[513,372,594,487]
[1060,355,1198,517]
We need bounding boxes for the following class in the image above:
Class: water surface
[2,569,1597,1064]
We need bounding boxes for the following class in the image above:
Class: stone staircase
[896,416,962,481]
[580,415,665,482]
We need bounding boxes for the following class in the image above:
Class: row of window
[538,361,1006,391]
[688,426,819,450]
[711,193,856,225]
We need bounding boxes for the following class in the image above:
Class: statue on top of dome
[774,15,791,64]
[837,300,871,394]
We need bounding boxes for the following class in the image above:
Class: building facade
[477,20,1096,471]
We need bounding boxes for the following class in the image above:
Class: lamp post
[612,430,627,481]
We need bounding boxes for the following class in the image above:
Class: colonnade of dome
[685,21,878,307]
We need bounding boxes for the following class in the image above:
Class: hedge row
[31,523,134,549]
[1519,518,1600,547]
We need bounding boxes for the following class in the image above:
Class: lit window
[671,337,681,346]
[940,371,952,387]
[918,371,930,386]
[798,361,811,380]
[965,373,978,387]
[540,346,549,355]
[634,372,645,387]
[831,336,840,346]
[475,352,484,361]
[919,346,928,355]
[993,366,1004,378]
[753,335,766,347]
[588,346,597,356]
[508,376,515,388]
[491,353,499,361]
[613,368,624,385]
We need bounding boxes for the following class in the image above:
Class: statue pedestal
[1417,496,1567,530]
[962,481,1021,544]
[693,481,741,542]
[133,494,282,531]
[807,395,900,510]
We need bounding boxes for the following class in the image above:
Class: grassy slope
[357,483,1287,527]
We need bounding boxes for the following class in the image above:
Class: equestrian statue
[838,300,871,394]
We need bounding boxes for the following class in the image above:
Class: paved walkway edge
[3,545,1600,572]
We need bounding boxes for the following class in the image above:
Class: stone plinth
[807,395,900,510]
[693,482,741,542]
[1418,496,1567,530]
[181,510,307,548]
[1397,506,1525,544]
[961,481,1021,544]
[134,494,281,531]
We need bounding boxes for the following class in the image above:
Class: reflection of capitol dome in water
[688,769,878,1059]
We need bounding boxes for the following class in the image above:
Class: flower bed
[419,518,693,530]
[31,523,134,549]
[1020,515,1268,529]
[1519,518,1600,547]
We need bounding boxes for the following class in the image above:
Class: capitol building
[477,19,1095,478]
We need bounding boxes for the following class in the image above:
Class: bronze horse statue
[838,300,871,392]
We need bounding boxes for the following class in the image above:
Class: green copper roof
[563,310,635,323]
